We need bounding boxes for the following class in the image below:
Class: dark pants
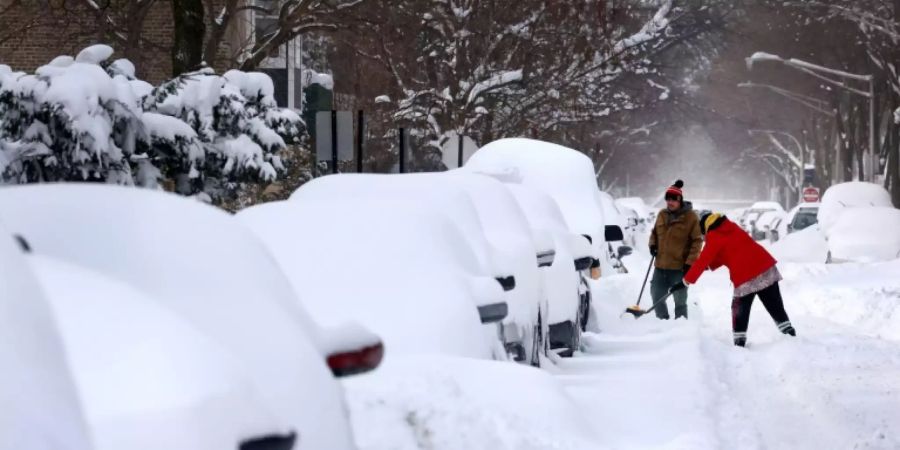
[650,268,688,319]
[731,282,795,346]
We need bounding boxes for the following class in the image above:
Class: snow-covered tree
[1,44,304,203]
[0,45,147,185]
[141,67,303,196]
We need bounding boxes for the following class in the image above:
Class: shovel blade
[624,306,645,318]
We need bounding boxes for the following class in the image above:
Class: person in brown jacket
[648,180,703,319]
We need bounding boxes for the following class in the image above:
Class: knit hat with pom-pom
[665,180,684,199]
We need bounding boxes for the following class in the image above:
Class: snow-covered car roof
[0,184,357,450]
[755,210,784,230]
[467,138,606,240]
[31,255,277,450]
[819,182,893,232]
[616,197,652,219]
[0,226,92,450]
[826,206,900,263]
[749,201,785,212]
[291,173,501,277]
[237,199,499,360]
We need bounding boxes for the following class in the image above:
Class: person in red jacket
[668,212,796,347]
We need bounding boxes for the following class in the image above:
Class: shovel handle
[636,256,654,307]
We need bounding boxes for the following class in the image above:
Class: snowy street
[558,253,900,450]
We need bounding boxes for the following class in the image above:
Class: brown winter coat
[649,205,703,270]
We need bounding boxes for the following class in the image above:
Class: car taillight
[590,258,601,280]
[327,343,384,377]
[239,432,296,450]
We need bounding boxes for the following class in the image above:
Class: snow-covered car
[743,201,786,240]
[30,254,296,450]
[290,173,549,367]
[598,190,634,272]
[615,197,653,230]
[0,184,379,450]
[818,182,893,232]
[466,138,617,279]
[776,202,820,240]
[0,226,92,450]
[755,210,786,243]
[236,199,507,360]
[503,183,595,356]
[825,206,900,263]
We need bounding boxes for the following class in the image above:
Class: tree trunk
[202,0,239,70]
[172,0,206,76]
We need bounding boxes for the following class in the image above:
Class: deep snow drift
[558,252,900,449]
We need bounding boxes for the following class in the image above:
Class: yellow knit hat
[701,212,723,235]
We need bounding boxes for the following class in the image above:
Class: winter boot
[777,321,796,336]
[733,331,747,347]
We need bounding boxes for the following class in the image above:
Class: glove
[683,264,691,274]
[649,244,658,257]
[668,281,686,293]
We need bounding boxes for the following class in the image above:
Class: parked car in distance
[0,184,377,450]
[755,210,786,243]
[743,201,786,240]
[782,202,820,237]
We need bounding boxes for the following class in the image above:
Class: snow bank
[344,355,600,450]
[0,226,92,450]
[770,224,828,263]
[818,182,893,231]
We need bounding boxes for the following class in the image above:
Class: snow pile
[0,45,303,201]
[0,225,92,450]
[827,206,900,262]
[616,196,652,220]
[818,182,893,231]
[344,355,600,450]
[770,224,828,263]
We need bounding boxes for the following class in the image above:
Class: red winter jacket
[684,218,776,287]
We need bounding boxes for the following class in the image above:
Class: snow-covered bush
[0,44,304,201]
[0,46,147,185]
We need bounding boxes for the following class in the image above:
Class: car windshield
[791,211,818,231]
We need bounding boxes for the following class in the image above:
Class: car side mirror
[574,256,593,271]
[495,275,516,292]
[477,302,508,324]
[604,225,624,242]
[617,246,633,258]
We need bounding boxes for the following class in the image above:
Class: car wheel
[579,286,591,332]
[530,313,543,368]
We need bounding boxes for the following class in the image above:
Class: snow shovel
[622,290,675,319]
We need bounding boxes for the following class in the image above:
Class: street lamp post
[746,52,877,183]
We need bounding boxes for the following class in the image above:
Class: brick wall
[0,0,239,85]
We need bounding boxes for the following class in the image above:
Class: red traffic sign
[802,187,820,203]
